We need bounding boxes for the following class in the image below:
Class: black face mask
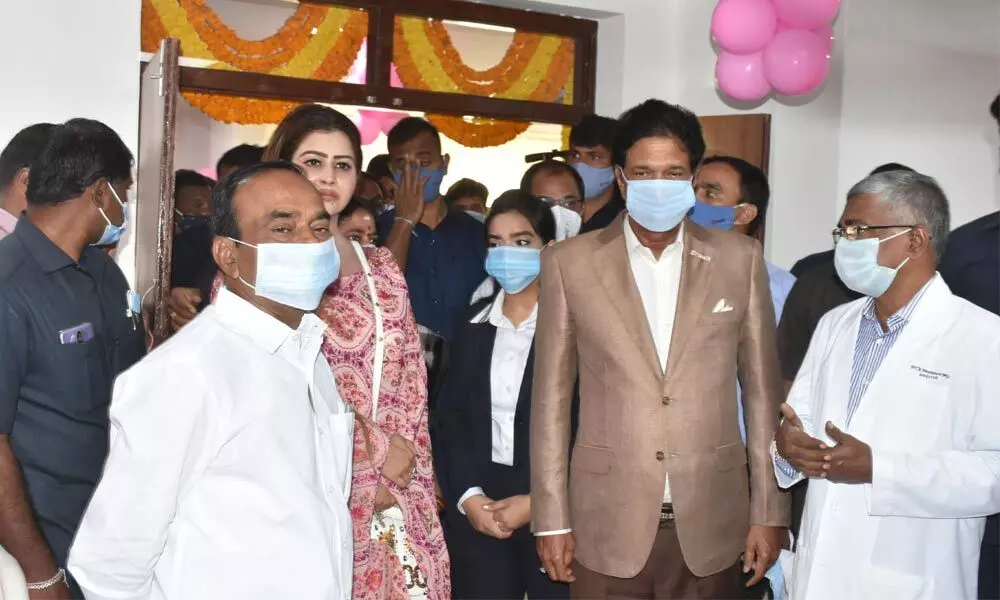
[175,211,211,233]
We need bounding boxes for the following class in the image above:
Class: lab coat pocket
[328,412,355,498]
[861,566,924,600]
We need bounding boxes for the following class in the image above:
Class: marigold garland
[423,20,541,97]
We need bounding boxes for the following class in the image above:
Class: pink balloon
[774,0,841,30]
[711,0,778,55]
[376,111,406,134]
[814,25,835,53]
[763,29,830,95]
[357,113,382,145]
[197,167,217,181]
[716,51,771,101]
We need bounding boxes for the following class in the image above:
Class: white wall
[835,0,1000,229]
[0,0,142,282]
[483,0,1000,268]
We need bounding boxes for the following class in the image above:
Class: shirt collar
[213,286,326,355]
[861,274,937,332]
[623,217,685,261]
[470,290,538,331]
[0,208,17,236]
[13,217,99,273]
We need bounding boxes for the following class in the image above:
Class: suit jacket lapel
[665,224,715,381]
[594,217,661,376]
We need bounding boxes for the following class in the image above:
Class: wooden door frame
[167,0,597,125]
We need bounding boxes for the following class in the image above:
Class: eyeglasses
[537,196,583,212]
[831,224,917,243]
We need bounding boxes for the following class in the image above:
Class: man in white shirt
[531,99,788,599]
[774,170,1000,600]
[68,162,354,600]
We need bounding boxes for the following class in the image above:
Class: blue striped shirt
[774,277,935,480]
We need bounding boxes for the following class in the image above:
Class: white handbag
[354,243,428,598]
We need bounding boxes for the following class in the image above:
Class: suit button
[656,451,665,461]
[660,395,672,406]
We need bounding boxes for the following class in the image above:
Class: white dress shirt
[68,288,354,600]
[624,219,684,502]
[457,292,537,513]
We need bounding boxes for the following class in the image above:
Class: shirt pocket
[45,338,105,411]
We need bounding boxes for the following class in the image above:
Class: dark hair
[570,115,618,150]
[339,196,381,241]
[444,178,489,207]
[212,161,304,241]
[520,159,585,200]
[367,154,393,181]
[613,99,705,173]
[0,123,56,190]
[701,156,770,236]
[991,94,999,123]
[264,104,362,171]
[387,117,442,153]
[870,163,915,175]
[174,169,215,195]
[216,144,264,174]
[27,119,133,206]
[485,189,557,245]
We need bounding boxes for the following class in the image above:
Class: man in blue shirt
[378,118,486,342]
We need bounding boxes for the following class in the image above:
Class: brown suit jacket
[530,217,789,579]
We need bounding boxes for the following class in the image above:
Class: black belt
[659,503,675,522]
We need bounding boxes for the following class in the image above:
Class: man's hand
[776,404,828,477]
[743,525,784,587]
[395,161,428,224]
[536,533,576,583]
[488,495,530,534]
[374,483,397,512]
[462,495,510,540]
[382,435,417,487]
[167,287,201,331]
[823,422,873,484]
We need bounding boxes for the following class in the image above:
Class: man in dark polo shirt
[568,114,624,234]
[0,118,146,596]
[378,117,486,342]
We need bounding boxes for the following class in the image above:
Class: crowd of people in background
[0,92,996,600]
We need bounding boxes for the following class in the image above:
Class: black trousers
[446,461,569,600]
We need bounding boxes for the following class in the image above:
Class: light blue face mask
[689,199,737,230]
[393,167,446,203]
[622,172,696,233]
[834,228,912,298]
[573,163,615,199]
[229,237,341,311]
[93,182,128,246]
[464,210,486,223]
[485,246,541,294]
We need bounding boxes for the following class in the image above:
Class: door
[136,38,180,342]
[698,114,771,243]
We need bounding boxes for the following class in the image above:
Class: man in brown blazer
[531,99,789,599]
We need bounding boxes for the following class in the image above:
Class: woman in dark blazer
[435,190,568,599]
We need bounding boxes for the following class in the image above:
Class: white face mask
[550,205,582,241]
[834,228,912,298]
[229,238,341,311]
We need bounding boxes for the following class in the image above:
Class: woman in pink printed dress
[178,104,449,599]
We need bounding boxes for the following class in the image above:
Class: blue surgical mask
[229,238,341,310]
[833,229,912,298]
[93,182,128,246]
[175,210,211,233]
[464,210,486,223]
[485,246,541,294]
[689,200,737,230]
[574,163,615,199]
[393,167,446,203]
[622,172,696,233]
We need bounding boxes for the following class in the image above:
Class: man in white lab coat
[773,170,1000,600]
[68,162,354,599]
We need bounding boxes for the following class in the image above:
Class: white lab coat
[776,275,1000,600]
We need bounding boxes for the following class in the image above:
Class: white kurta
[68,288,354,600]
[775,276,1000,600]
